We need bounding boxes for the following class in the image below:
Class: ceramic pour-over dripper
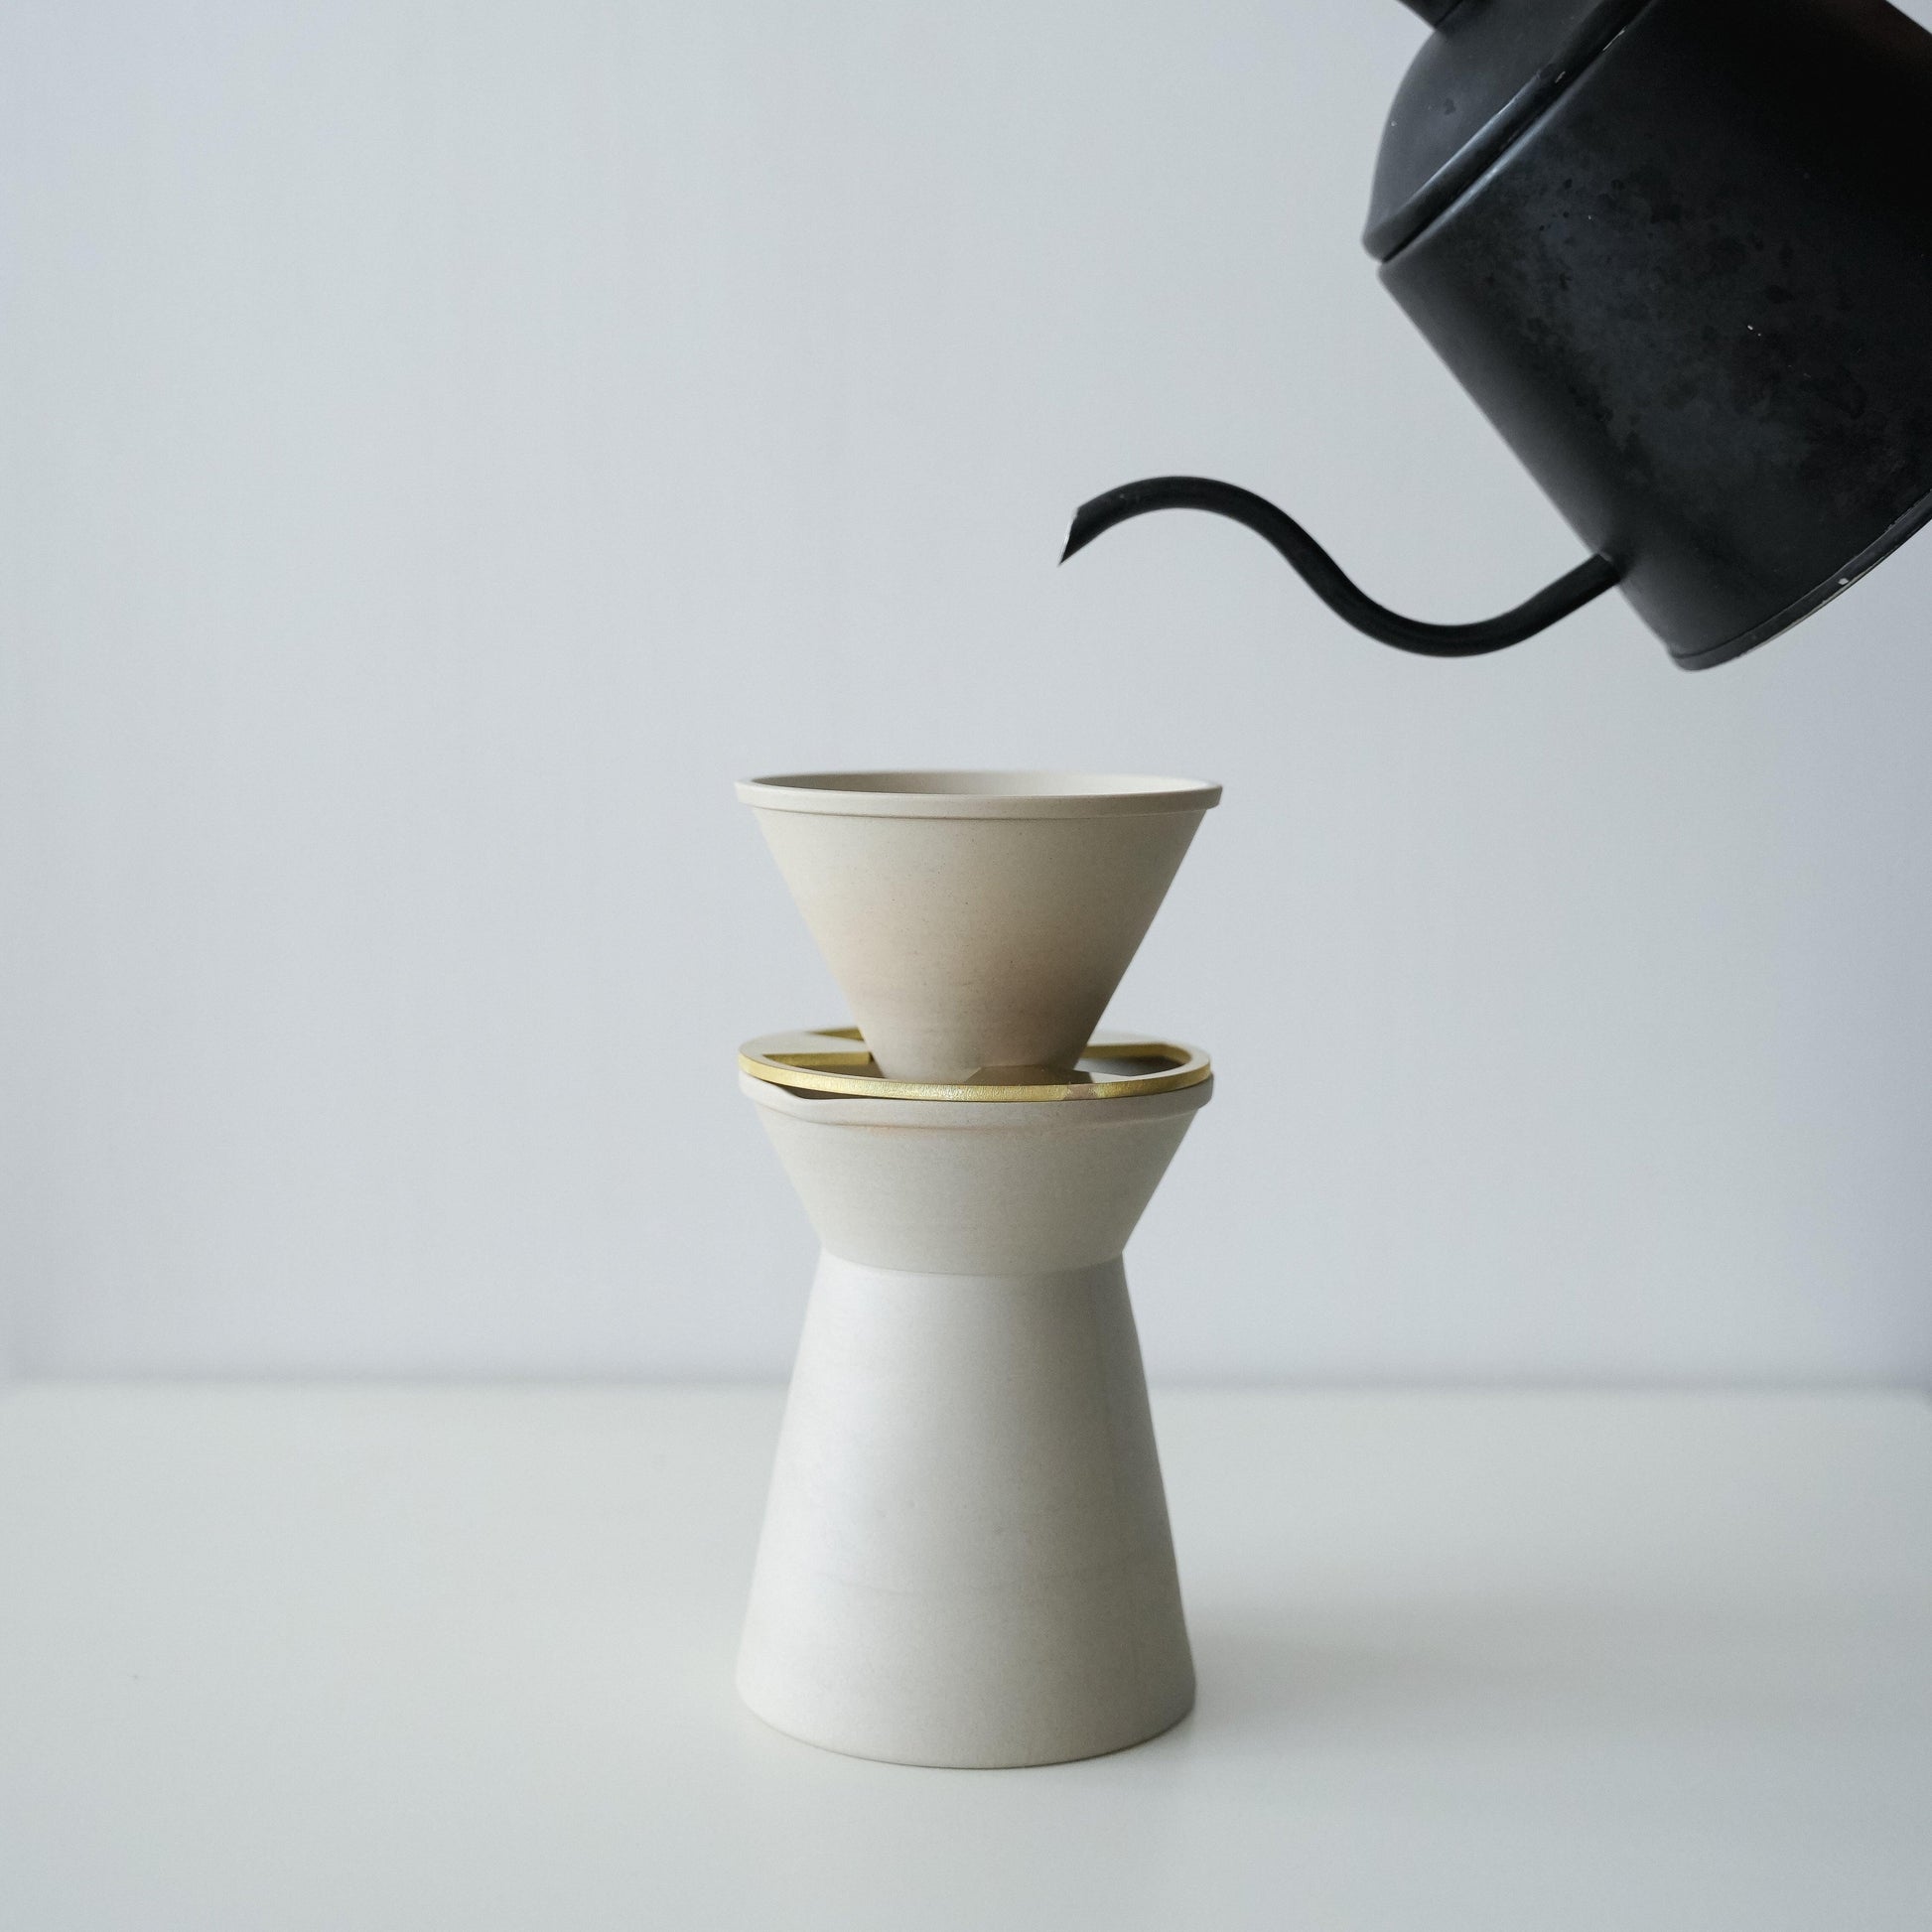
[735,772,1221,1082]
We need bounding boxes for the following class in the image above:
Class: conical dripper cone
[736,771,1220,1083]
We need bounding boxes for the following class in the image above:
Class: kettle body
[1377,0,1932,667]
[1066,0,1932,670]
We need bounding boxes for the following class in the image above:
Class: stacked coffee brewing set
[703,0,1932,1783]
[711,0,1932,1770]
[733,770,1221,1767]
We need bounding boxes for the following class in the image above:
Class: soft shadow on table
[1171,1593,1921,1756]
[1176,1609,1455,1748]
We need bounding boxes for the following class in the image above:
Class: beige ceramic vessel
[738,1070,1209,1768]
[736,771,1220,1083]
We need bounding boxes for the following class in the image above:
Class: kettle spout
[1060,476,1620,658]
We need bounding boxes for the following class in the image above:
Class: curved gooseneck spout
[1059,477,1621,658]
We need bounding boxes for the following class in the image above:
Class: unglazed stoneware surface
[738,1073,1209,1768]
[736,772,1220,1083]
[746,1072,1209,1275]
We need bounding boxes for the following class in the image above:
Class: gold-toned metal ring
[739,1028,1211,1103]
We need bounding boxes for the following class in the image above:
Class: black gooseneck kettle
[1063,0,1932,669]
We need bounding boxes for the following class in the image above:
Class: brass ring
[738,1028,1211,1103]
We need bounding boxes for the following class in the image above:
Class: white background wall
[3,0,1930,1384]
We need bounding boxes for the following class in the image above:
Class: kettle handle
[1060,477,1620,657]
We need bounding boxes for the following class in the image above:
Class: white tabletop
[1,1385,1927,1931]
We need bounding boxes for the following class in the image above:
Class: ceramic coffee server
[734,770,1219,1767]
[1064,0,1932,671]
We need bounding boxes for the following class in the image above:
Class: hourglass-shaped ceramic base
[737,1070,1208,1769]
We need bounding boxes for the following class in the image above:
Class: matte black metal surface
[1366,0,1649,261]
[1382,0,1932,665]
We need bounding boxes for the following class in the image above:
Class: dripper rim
[737,770,1221,819]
